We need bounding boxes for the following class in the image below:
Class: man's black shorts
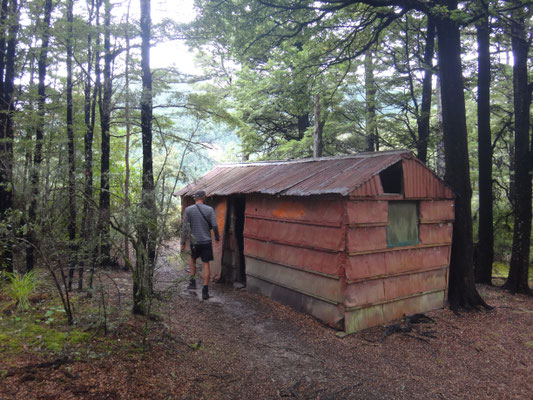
[190,242,214,262]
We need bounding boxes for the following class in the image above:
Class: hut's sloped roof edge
[176,150,446,198]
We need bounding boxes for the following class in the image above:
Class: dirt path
[156,244,533,399]
[1,245,531,399]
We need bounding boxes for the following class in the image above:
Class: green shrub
[4,270,37,311]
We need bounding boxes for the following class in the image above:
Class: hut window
[380,162,403,194]
[387,201,419,247]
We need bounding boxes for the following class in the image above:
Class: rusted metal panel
[383,267,448,301]
[347,200,388,225]
[349,175,384,197]
[344,279,384,308]
[247,275,345,330]
[419,223,453,245]
[244,237,343,276]
[177,150,409,198]
[345,290,445,333]
[245,195,344,226]
[245,217,344,252]
[347,226,388,253]
[347,245,451,281]
[382,290,445,323]
[419,200,455,222]
[345,305,384,333]
[384,246,451,275]
[346,252,387,281]
[403,158,454,199]
[246,257,343,304]
[344,267,447,308]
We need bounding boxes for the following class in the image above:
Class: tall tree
[26,0,53,272]
[66,0,77,290]
[84,0,100,291]
[416,16,435,163]
[0,0,19,274]
[134,0,157,315]
[98,0,112,267]
[474,10,494,284]
[504,5,532,295]
[364,48,378,151]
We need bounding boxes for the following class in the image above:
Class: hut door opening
[233,196,246,284]
[221,195,246,284]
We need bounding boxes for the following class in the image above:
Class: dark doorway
[221,195,246,285]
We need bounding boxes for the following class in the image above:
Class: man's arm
[180,209,190,250]
[210,208,220,242]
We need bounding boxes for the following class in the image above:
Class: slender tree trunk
[79,0,97,291]
[134,0,157,315]
[313,93,324,158]
[98,0,112,267]
[0,0,19,274]
[475,13,494,284]
[435,1,488,309]
[26,0,52,272]
[124,0,132,269]
[364,49,378,152]
[66,0,77,290]
[88,0,102,291]
[417,17,435,163]
[504,7,531,295]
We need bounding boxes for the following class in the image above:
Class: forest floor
[1,241,533,399]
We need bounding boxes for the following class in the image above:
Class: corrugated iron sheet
[403,158,454,199]
[177,150,415,197]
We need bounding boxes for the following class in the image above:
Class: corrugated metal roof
[176,150,446,198]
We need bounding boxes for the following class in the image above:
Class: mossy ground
[0,278,140,365]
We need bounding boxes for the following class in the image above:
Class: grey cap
[193,190,206,199]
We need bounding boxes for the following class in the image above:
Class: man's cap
[193,190,206,199]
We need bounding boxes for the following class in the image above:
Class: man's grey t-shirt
[181,203,218,245]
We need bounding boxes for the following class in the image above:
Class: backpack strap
[195,204,212,230]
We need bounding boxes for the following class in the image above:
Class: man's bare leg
[202,261,210,299]
[187,257,197,289]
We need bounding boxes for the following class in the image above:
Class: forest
[0,0,532,399]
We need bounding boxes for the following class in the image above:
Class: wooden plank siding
[244,195,347,329]
[342,198,453,333]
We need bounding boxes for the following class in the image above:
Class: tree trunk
[86,0,100,292]
[297,113,310,140]
[504,7,531,295]
[26,0,53,272]
[80,0,97,291]
[98,0,112,267]
[364,49,378,152]
[435,1,488,309]
[134,0,157,315]
[416,17,435,164]
[124,0,132,269]
[313,93,324,158]
[435,79,445,179]
[0,0,19,274]
[66,0,77,290]
[474,13,494,285]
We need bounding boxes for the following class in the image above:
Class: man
[180,190,220,300]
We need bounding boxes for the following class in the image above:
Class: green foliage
[2,271,37,312]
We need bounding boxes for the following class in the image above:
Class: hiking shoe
[187,279,196,290]
[202,286,209,300]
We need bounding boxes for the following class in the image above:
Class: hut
[177,150,454,333]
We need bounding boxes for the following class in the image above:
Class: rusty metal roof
[177,150,443,198]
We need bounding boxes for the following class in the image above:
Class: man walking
[180,190,220,300]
